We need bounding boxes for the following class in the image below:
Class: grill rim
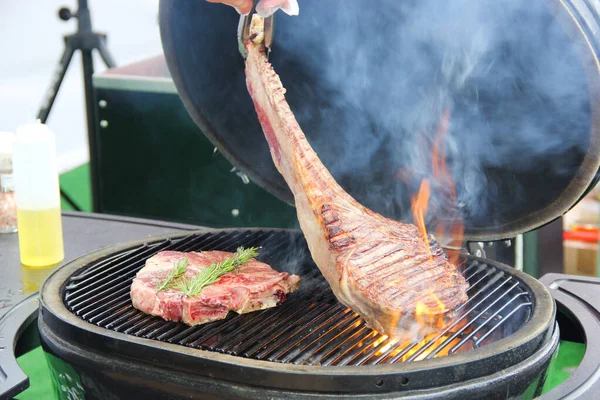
[37,316,560,399]
[39,228,556,394]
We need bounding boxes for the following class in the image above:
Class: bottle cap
[13,123,60,210]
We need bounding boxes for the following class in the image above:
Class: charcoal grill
[4,228,600,399]
[5,229,557,399]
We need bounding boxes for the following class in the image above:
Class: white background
[0,0,163,172]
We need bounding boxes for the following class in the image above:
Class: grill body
[39,321,558,400]
[39,229,557,399]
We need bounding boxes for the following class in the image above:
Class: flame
[432,108,464,265]
[372,315,473,362]
[403,108,465,344]
[378,341,394,354]
[371,332,460,361]
[411,107,464,264]
[371,335,388,349]
[411,179,432,260]
[397,332,462,362]
[415,290,448,328]
[410,288,450,335]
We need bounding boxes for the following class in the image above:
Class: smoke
[274,232,311,275]
[271,0,591,235]
[259,230,311,275]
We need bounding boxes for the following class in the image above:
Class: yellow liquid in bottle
[17,206,64,267]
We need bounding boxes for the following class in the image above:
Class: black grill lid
[40,229,556,395]
[159,0,600,240]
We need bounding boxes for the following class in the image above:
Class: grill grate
[63,230,533,366]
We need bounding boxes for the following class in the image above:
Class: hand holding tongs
[237,7,275,59]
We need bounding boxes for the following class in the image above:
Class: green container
[92,57,297,228]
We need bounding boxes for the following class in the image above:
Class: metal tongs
[237,7,274,59]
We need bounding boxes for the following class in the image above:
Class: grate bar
[366,338,406,365]
[66,247,141,282]
[167,325,199,344]
[168,232,216,251]
[156,324,191,342]
[245,300,339,358]
[270,308,358,362]
[222,291,330,355]
[67,241,174,309]
[463,262,486,281]
[475,301,533,346]
[343,327,394,366]
[408,277,517,361]
[144,321,180,339]
[382,272,515,364]
[132,318,170,337]
[203,231,270,253]
[185,308,274,349]
[449,292,529,353]
[336,331,385,366]
[174,316,243,348]
[121,315,158,335]
[216,283,332,353]
[283,314,363,364]
[453,270,505,313]
[317,326,373,366]
[176,231,230,252]
[425,282,522,359]
[66,238,178,292]
[106,308,144,330]
[88,294,134,325]
[67,242,167,304]
[212,273,324,351]
[288,314,363,364]
[76,285,132,317]
[387,341,422,364]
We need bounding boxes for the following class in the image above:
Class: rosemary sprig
[178,247,259,297]
[156,258,188,292]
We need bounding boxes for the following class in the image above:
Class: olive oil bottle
[13,122,64,267]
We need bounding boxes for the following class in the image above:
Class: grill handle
[538,273,600,400]
[0,293,39,400]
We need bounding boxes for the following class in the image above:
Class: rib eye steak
[131,250,300,325]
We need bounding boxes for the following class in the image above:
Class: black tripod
[38,0,116,212]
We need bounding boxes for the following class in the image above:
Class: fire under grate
[62,230,533,366]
